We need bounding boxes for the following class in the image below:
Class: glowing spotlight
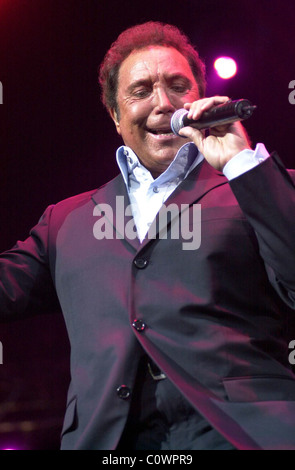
[214,57,237,79]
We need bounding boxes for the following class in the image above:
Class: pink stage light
[214,57,237,79]
[1,444,21,450]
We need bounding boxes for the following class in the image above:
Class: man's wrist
[223,143,270,180]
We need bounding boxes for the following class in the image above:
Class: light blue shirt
[116,142,269,242]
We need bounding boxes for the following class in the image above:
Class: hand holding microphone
[171,97,256,171]
[171,99,256,136]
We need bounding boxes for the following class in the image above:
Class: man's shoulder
[287,168,295,180]
[52,173,123,212]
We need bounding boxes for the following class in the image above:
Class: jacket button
[132,319,146,332]
[134,258,148,269]
[117,385,131,400]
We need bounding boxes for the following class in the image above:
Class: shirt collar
[116,142,204,189]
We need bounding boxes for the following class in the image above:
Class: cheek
[122,99,151,125]
[118,108,146,143]
[131,101,151,123]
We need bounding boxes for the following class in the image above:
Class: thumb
[178,126,205,146]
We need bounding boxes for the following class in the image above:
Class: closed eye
[171,85,189,93]
[132,88,151,98]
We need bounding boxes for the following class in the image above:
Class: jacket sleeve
[0,204,60,320]
[229,152,295,309]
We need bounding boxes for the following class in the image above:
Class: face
[110,46,200,177]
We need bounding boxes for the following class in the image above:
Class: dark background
[0,0,294,450]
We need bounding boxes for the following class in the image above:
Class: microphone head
[170,108,188,136]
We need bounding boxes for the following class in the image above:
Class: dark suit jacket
[1,152,295,450]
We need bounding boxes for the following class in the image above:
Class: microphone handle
[183,99,256,130]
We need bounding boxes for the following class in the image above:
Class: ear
[109,108,121,135]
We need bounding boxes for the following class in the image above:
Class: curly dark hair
[98,21,206,116]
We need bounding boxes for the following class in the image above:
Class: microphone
[170,99,257,136]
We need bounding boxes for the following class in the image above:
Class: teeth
[147,128,175,136]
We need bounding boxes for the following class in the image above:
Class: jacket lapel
[166,158,227,206]
[91,174,141,252]
[91,160,228,253]
[140,160,228,251]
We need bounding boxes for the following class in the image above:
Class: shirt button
[123,149,129,156]
[117,385,131,400]
[127,156,133,164]
[134,258,148,269]
[132,319,146,332]
[153,186,159,193]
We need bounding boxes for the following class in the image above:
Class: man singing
[1,21,295,450]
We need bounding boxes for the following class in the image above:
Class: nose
[154,87,175,114]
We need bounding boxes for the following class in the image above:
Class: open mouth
[147,128,175,137]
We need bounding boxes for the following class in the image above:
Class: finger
[183,96,230,121]
[178,125,205,145]
[183,95,230,109]
[209,121,252,149]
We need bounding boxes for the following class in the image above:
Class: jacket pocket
[223,375,295,402]
[61,395,77,437]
